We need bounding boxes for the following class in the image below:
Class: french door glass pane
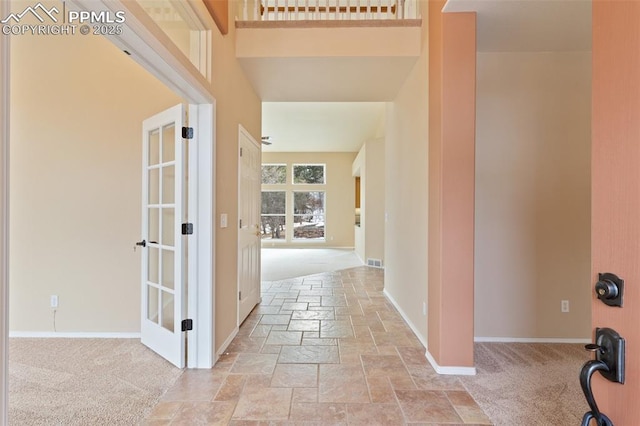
[148,247,159,283]
[162,208,175,247]
[162,166,175,204]
[149,129,160,166]
[161,291,175,332]
[147,285,159,323]
[149,169,160,204]
[149,208,159,243]
[161,249,174,289]
[162,124,175,163]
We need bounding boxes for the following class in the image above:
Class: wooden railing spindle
[250,0,420,22]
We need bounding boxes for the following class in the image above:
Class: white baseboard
[9,331,140,338]
[474,337,591,344]
[425,350,477,376]
[382,289,428,348]
[216,326,239,358]
[383,289,476,376]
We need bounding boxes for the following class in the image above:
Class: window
[293,191,325,240]
[293,164,325,184]
[262,164,286,184]
[261,191,286,240]
[139,0,212,80]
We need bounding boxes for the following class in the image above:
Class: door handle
[580,360,614,426]
[134,240,146,252]
[579,327,625,426]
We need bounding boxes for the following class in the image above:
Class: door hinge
[182,126,194,139]
[239,219,242,228]
[240,147,243,157]
[239,291,242,301]
[181,319,193,332]
[181,223,194,235]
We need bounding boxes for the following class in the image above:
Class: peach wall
[427,0,444,364]
[428,8,476,368]
[591,0,640,421]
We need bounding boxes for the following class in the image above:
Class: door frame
[0,3,217,417]
[75,1,216,370]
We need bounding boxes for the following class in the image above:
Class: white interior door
[140,104,187,368]
[238,126,261,324]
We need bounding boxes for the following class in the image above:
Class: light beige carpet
[461,342,591,426]
[9,338,182,425]
[261,248,363,281]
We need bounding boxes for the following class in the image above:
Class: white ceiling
[240,56,419,102]
[443,0,592,52]
[262,102,385,152]
[262,1,592,153]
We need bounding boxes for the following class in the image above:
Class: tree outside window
[293,164,325,184]
[293,191,325,240]
[261,191,286,240]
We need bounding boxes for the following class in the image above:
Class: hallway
[146,267,490,424]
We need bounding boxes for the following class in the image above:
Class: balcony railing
[239,0,421,22]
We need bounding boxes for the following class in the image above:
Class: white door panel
[140,104,186,368]
[238,127,261,323]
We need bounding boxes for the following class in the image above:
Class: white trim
[474,336,591,344]
[216,327,239,359]
[69,0,214,104]
[9,332,140,339]
[188,103,215,369]
[425,350,477,376]
[384,289,477,376]
[383,289,428,349]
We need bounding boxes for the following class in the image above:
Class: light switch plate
[220,213,228,228]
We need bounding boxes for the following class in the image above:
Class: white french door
[238,126,262,324]
[140,104,187,368]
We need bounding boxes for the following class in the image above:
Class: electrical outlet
[50,295,58,309]
[561,300,569,313]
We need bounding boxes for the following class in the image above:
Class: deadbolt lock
[595,272,624,307]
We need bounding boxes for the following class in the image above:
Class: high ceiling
[262,0,592,153]
[262,102,385,152]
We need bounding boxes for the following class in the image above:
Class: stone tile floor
[145,267,492,425]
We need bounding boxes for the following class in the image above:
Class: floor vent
[367,258,383,268]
